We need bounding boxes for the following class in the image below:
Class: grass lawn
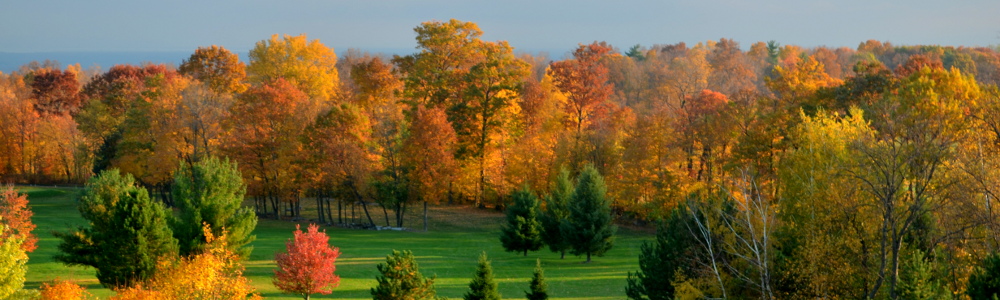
[21,186,653,299]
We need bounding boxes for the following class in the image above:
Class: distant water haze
[0,46,573,74]
[0,51,191,73]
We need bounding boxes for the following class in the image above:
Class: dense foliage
[6,17,1000,299]
[54,170,178,288]
[170,156,257,258]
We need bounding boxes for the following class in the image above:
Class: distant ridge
[0,51,192,73]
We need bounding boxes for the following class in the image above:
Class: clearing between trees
[22,186,650,300]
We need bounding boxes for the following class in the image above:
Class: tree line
[6,17,1000,298]
[5,19,1000,225]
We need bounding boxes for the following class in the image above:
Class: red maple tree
[0,186,36,252]
[273,224,341,300]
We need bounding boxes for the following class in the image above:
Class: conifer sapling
[464,252,500,300]
[526,259,548,300]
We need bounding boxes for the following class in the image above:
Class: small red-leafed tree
[0,186,35,253]
[273,224,341,300]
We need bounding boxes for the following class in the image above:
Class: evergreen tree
[170,157,258,258]
[371,250,439,300]
[525,259,548,300]
[500,186,544,256]
[625,44,645,61]
[560,164,616,263]
[969,252,1000,300]
[540,167,573,259]
[54,169,178,287]
[464,252,500,300]
[626,206,695,300]
[897,248,949,300]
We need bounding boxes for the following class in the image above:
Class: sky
[2,0,999,57]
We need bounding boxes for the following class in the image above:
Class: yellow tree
[179,45,248,95]
[452,40,530,206]
[111,224,260,300]
[766,55,843,112]
[394,19,484,110]
[778,108,877,298]
[247,34,339,104]
[851,64,978,299]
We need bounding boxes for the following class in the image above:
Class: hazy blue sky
[2,0,999,55]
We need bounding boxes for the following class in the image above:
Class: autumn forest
[5,18,1000,299]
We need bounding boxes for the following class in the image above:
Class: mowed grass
[21,186,653,299]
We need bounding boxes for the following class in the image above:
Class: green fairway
[21,186,652,299]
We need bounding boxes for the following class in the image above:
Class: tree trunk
[382,204,391,227]
[561,250,565,259]
[317,193,324,223]
[338,197,342,225]
[586,252,591,263]
[424,201,428,232]
[524,249,528,256]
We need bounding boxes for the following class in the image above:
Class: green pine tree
[560,164,616,263]
[626,206,695,300]
[969,252,1000,299]
[525,259,548,300]
[500,185,544,256]
[464,252,500,300]
[170,156,258,258]
[371,250,439,300]
[540,167,573,259]
[625,44,645,61]
[54,169,179,287]
[898,248,949,300]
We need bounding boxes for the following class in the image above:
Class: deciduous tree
[0,186,35,252]
[224,78,318,219]
[273,224,341,300]
[548,42,615,136]
[179,45,248,95]
[40,279,92,300]
[247,34,339,103]
[404,105,457,204]
[0,223,28,299]
[30,68,82,115]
